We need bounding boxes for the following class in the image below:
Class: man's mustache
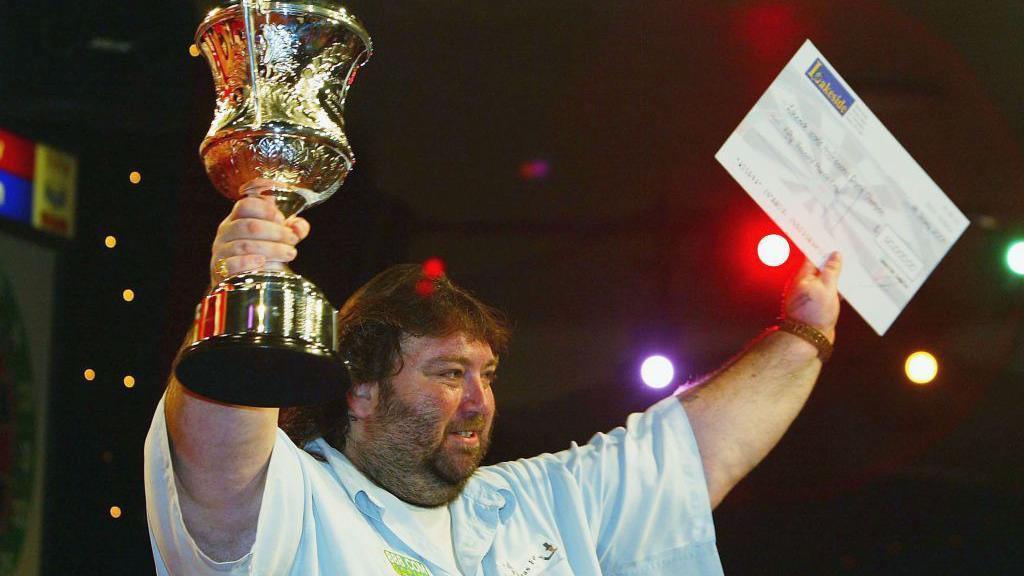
[446,415,488,433]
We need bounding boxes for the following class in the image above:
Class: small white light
[757,234,791,267]
[640,355,675,389]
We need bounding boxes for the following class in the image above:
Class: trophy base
[174,270,347,407]
[176,334,348,407]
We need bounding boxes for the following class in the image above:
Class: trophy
[175,0,372,406]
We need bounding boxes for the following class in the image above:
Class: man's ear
[347,381,379,419]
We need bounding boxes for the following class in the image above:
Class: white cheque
[716,39,969,335]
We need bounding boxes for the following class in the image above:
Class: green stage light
[1008,240,1024,276]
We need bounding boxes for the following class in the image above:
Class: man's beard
[347,384,492,507]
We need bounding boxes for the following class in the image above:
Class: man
[145,195,842,575]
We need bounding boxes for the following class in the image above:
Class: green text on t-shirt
[383,549,433,576]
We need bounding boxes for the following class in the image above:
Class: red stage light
[415,279,435,297]
[718,198,800,287]
[733,3,802,64]
[422,257,445,279]
[757,233,791,267]
[518,159,550,181]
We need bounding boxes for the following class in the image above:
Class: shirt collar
[305,438,390,519]
[305,437,517,521]
[459,468,517,521]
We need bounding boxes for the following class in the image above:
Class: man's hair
[279,263,511,450]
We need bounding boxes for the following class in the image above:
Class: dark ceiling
[1,1,1022,574]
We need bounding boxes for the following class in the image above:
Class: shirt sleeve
[143,394,307,576]
[550,394,723,575]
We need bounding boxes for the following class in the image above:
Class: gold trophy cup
[175,0,371,406]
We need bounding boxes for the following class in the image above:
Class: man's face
[346,332,498,507]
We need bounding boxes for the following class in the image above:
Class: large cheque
[716,40,969,335]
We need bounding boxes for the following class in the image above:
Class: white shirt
[145,394,724,575]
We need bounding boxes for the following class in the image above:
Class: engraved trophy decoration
[175,0,372,406]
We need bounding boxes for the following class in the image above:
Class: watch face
[0,264,37,572]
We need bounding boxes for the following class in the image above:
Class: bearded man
[145,195,842,575]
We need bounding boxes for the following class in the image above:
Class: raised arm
[162,196,308,561]
[679,252,842,508]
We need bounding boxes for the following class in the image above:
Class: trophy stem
[255,188,307,218]
[238,178,311,218]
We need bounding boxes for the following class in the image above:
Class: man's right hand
[209,195,311,286]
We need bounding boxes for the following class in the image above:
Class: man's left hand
[782,251,842,342]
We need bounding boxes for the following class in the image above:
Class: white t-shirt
[401,501,459,574]
[145,394,724,575]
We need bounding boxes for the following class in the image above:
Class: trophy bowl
[175,0,371,407]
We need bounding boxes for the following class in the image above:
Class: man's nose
[460,373,490,413]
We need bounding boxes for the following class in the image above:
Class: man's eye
[441,370,462,379]
[484,372,498,385]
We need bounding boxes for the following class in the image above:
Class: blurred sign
[0,130,35,181]
[0,129,77,238]
[31,146,77,238]
[0,172,32,224]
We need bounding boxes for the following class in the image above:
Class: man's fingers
[219,239,297,262]
[227,195,284,224]
[795,258,816,280]
[819,251,842,289]
[214,254,266,278]
[210,254,266,285]
[217,218,300,245]
[209,196,297,285]
[285,216,311,241]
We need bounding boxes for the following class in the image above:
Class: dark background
[0,0,1022,574]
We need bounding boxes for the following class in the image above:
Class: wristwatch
[776,317,833,362]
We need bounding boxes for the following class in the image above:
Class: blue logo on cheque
[806,58,855,115]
